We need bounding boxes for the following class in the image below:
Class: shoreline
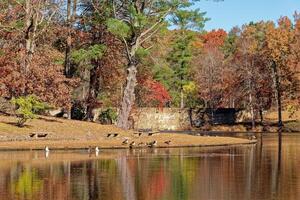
[0,115,257,151]
[0,134,257,151]
[0,140,257,151]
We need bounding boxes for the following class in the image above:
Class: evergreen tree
[167,9,207,108]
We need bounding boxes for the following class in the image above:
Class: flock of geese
[43,131,257,154]
[43,131,172,154]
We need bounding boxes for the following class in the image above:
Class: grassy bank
[0,115,254,150]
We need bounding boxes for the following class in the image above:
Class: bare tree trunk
[188,108,193,127]
[271,61,283,130]
[117,62,137,129]
[72,0,77,20]
[259,108,264,124]
[24,0,35,74]
[65,0,77,119]
[22,0,56,75]
[180,89,184,109]
[249,93,255,128]
[86,66,100,121]
[64,0,72,77]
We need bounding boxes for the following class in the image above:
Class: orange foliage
[201,29,227,49]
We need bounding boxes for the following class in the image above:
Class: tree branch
[140,7,172,38]
[140,22,164,44]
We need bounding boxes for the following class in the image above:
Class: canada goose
[37,133,48,138]
[29,133,36,138]
[129,141,136,148]
[45,146,50,152]
[122,139,129,145]
[148,141,157,147]
[134,132,142,136]
[107,133,112,137]
[113,133,119,137]
[148,131,159,136]
[164,140,171,145]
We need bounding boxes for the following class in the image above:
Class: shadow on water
[0,133,299,200]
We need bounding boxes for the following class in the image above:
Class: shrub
[99,107,118,125]
[11,95,50,127]
[71,101,86,120]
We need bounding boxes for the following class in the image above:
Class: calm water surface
[0,134,299,200]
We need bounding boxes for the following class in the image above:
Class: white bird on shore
[45,146,50,158]
[95,146,100,156]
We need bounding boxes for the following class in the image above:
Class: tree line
[0,0,299,129]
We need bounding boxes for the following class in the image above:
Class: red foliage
[140,79,171,107]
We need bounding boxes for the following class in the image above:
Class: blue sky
[194,0,299,31]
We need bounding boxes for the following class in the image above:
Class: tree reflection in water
[11,167,43,200]
[0,134,299,200]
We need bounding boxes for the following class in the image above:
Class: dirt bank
[0,115,255,150]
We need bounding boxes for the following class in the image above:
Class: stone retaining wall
[132,108,191,131]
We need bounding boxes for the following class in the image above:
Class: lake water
[0,134,299,200]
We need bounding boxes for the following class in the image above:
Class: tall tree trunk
[64,0,76,77]
[180,60,185,109]
[271,61,283,130]
[65,0,77,118]
[24,0,36,75]
[64,0,72,77]
[249,93,255,129]
[259,108,264,124]
[86,66,100,121]
[117,62,137,129]
[72,0,77,20]
[188,108,193,127]
[180,89,184,109]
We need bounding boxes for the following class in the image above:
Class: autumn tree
[106,0,207,129]
[286,13,300,112]
[137,79,171,107]
[264,17,295,128]
[0,1,77,110]
[221,22,274,127]
[22,0,60,73]
[192,29,226,109]
[69,1,126,120]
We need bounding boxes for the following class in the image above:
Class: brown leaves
[0,48,78,109]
